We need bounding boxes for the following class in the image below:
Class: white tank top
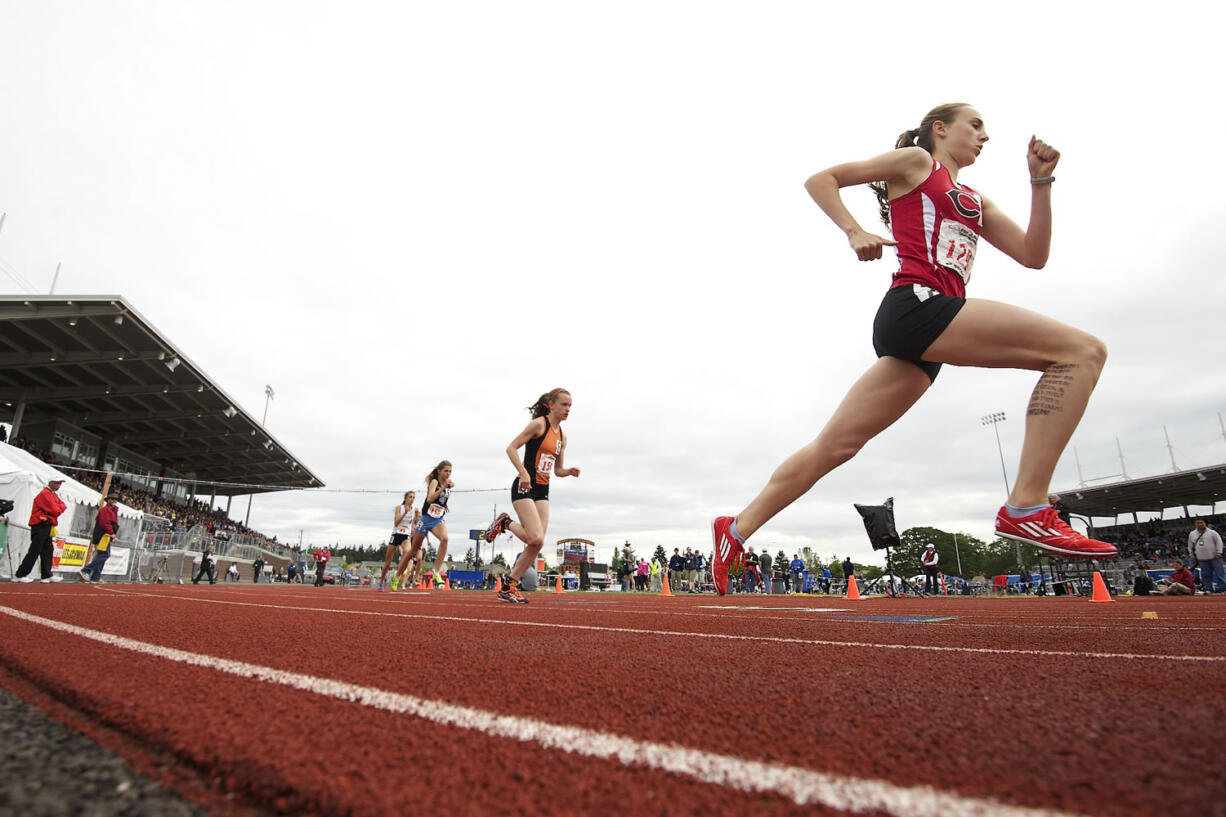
[393,504,413,535]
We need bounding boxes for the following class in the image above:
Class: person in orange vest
[15,477,68,583]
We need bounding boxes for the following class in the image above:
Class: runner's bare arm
[506,417,546,484]
[980,137,1059,268]
[805,147,930,261]
[555,433,580,478]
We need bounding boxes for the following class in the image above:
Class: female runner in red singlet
[710,103,1115,596]
[484,388,580,603]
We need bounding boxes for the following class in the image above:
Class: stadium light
[246,383,276,528]
[222,406,237,418]
[980,412,1011,494]
[981,411,1021,564]
[113,314,124,325]
[165,356,181,372]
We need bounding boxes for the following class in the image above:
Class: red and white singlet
[888,158,983,298]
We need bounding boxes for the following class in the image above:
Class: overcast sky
[3,2,1223,566]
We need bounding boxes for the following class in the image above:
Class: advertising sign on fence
[53,536,89,568]
[102,546,131,576]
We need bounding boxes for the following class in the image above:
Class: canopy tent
[0,441,140,577]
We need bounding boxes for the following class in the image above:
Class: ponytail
[527,388,570,419]
[870,103,970,227]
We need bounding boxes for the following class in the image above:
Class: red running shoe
[484,512,511,543]
[710,516,743,596]
[994,505,1118,559]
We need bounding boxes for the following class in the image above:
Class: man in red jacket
[80,493,120,583]
[313,547,330,586]
[15,478,69,583]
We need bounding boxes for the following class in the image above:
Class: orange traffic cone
[494,576,502,594]
[443,574,451,591]
[660,574,672,597]
[845,575,861,600]
[554,576,564,594]
[1090,571,1114,603]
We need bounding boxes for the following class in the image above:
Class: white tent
[0,442,141,578]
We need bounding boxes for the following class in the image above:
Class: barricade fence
[0,510,296,584]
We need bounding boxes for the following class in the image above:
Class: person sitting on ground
[1159,560,1196,595]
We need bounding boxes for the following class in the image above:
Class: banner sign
[102,546,131,576]
[53,536,89,568]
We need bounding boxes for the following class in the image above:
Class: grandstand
[1041,465,1226,591]
[0,295,323,580]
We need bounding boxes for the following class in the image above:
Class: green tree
[899,526,988,578]
[653,545,667,565]
[491,553,508,568]
[462,548,475,567]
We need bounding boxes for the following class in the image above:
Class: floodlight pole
[981,412,1021,565]
[244,385,275,527]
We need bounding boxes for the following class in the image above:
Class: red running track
[1,583,1225,817]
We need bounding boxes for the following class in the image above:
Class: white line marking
[88,589,1226,663]
[0,604,1085,817]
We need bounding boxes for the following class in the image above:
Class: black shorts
[872,284,966,383]
[511,476,550,503]
[389,533,409,547]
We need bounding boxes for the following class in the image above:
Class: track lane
[1,605,1089,817]
[3,587,1224,816]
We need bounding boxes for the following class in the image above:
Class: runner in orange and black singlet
[516,416,563,502]
[483,388,580,604]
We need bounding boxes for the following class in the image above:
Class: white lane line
[0,604,1084,817]
[93,589,1226,663]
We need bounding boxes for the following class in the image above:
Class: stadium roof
[0,295,322,496]
[1054,464,1226,519]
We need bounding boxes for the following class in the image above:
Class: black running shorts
[872,284,966,383]
[510,476,550,503]
[389,533,409,547]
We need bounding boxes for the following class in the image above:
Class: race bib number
[937,220,977,284]
[427,503,445,518]
[395,525,410,535]
[537,453,556,475]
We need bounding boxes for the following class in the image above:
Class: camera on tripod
[853,496,926,598]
